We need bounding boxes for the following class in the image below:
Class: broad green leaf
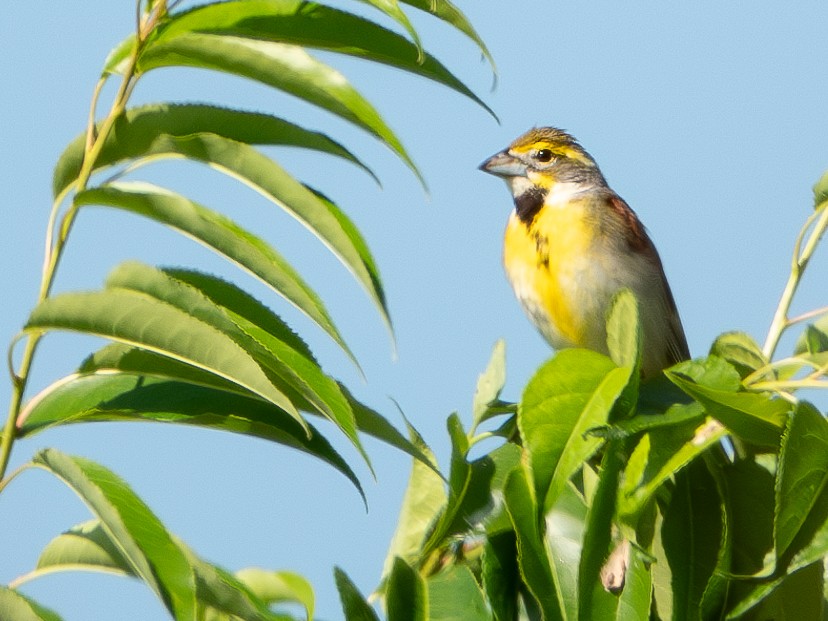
[661,460,725,621]
[398,0,495,71]
[472,339,507,428]
[813,169,828,208]
[30,449,196,620]
[103,262,362,454]
[667,359,790,448]
[481,532,519,621]
[615,544,654,621]
[25,288,304,428]
[545,483,589,621]
[726,561,825,620]
[774,402,828,560]
[0,587,63,621]
[53,103,376,199]
[503,463,561,621]
[386,557,427,621]
[234,568,314,620]
[427,565,491,621]
[73,132,389,335]
[380,426,446,586]
[794,313,828,355]
[334,567,381,621]
[75,182,355,363]
[668,355,741,391]
[151,1,493,117]
[519,348,617,507]
[723,460,775,578]
[17,372,363,497]
[618,411,725,520]
[136,33,420,178]
[35,519,130,577]
[710,331,768,379]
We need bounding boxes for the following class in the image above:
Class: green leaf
[235,568,314,620]
[481,531,519,621]
[75,182,356,363]
[136,32,421,179]
[503,463,561,621]
[794,313,828,355]
[606,288,641,373]
[334,567,381,621]
[53,102,376,199]
[30,449,196,620]
[667,358,790,448]
[398,0,495,71]
[427,565,492,621]
[34,519,131,577]
[519,348,618,507]
[18,372,363,497]
[0,587,63,621]
[353,0,422,59]
[472,340,507,428]
[544,483,589,621]
[386,557,427,621]
[151,1,493,118]
[615,544,654,621]
[775,402,828,561]
[25,287,304,429]
[709,331,768,379]
[813,169,828,208]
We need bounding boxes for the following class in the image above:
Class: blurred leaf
[151,1,493,118]
[481,531,519,621]
[472,340,507,428]
[136,32,421,178]
[427,565,491,621]
[53,102,376,198]
[386,558,427,621]
[235,568,314,620]
[794,313,828,355]
[661,460,725,621]
[726,561,826,620]
[775,402,828,560]
[353,0,422,58]
[615,544,654,621]
[0,587,62,621]
[606,288,641,374]
[398,0,495,70]
[25,287,305,428]
[30,449,196,620]
[519,348,618,507]
[35,519,130,576]
[76,182,356,363]
[618,411,725,520]
[18,371,366,496]
[813,169,828,208]
[101,33,135,75]
[334,567,381,621]
[723,460,776,578]
[544,483,588,621]
[710,332,768,379]
[503,463,561,621]
[667,358,789,448]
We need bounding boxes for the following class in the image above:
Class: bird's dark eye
[535,149,554,163]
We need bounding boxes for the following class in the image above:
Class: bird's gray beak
[479,150,527,178]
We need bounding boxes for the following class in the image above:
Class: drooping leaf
[353,0,422,59]
[30,450,196,620]
[75,182,356,363]
[234,568,314,620]
[25,288,303,428]
[34,519,130,577]
[53,103,376,199]
[334,567,381,621]
[17,372,363,498]
[0,587,63,621]
[150,1,493,117]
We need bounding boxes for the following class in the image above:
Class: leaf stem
[762,204,828,360]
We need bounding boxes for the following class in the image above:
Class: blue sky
[2,2,827,619]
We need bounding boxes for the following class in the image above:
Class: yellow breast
[503,198,598,350]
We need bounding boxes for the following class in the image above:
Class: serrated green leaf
[775,402,828,561]
[710,331,768,379]
[25,287,304,429]
[0,587,63,621]
[472,340,507,428]
[75,182,356,364]
[386,557,427,621]
[427,564,491,621]
[30,449,196,620]
[519,348,617,508]
[54,102,376,201]
[136,32,422,179]
[17,372,363,498]
[151,1,493,118]
[334,567,381,621]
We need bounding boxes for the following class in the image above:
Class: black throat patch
[514,186,546,224]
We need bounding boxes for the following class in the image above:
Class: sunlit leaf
[30,450,196,620]
[0,587,63,621]
[794,313,828,355]
[813,169,828,208]
[235,568,314,620]
[472,339,507,428]
[334,567,381,621]
[710,332,768,379]
[544,484,588,621]
[353,0,422,58]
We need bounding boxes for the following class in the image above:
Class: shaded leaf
[794,313,828,355]
[334,567,381,621]
[427,565,491,621]
[30,449,196,620]
[544,484,589,621]
[386,558,427,621]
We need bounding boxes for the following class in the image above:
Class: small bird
[479,127,689,378]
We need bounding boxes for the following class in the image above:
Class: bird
[479,127,689,378]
